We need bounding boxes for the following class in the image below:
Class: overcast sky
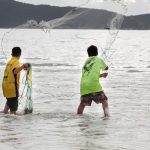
[15,0,150,15]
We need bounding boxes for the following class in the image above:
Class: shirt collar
[12,56,19,60]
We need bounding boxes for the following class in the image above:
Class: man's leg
[77,102,85,115]
[6,97,18,115]
[102,100,109,117]
[3,103,9,114]
[10,111,16,115]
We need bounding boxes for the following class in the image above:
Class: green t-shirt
[80,56,107,96]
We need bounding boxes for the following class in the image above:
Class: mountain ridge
[0,0,150,29]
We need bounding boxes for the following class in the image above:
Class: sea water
[0,29,150,150]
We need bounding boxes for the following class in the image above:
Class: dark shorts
[81,91,108,106]
[6,97,18,112]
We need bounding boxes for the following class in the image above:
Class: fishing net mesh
[24,65,33,114]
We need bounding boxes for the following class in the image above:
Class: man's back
[77,45,109,116]
[2,56,20,98]
[80,56,107,96]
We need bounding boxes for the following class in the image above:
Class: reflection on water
[0,112,111,150]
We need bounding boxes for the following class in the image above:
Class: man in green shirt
[77,45,109,117]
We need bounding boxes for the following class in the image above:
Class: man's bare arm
[100,66,109,78]
[13,63,29,74]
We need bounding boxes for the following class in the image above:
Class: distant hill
[0,0,73,28]
[0,0,150,29]
[123,14,150,30]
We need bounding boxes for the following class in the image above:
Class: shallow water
[0,29,150,150]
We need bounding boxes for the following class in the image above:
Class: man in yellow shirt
[2,47,29,114]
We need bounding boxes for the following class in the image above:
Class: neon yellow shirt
[2,57,20,98]
[80,56,107,96]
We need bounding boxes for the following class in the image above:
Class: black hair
[87,45,98,57]
[12,47,21,57]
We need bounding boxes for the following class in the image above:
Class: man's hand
[100,73,108,78]
[23,63,30,70]
[14,63,30,74]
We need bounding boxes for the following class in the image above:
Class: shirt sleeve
[99,58,108,70]
[12,60,20,73]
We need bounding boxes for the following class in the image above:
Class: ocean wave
[23,57,49,60]
[32,63,77,67]
[0,62,6,66]
[123,66,135,68]
[0,62,76,67]
[127,70,145,73]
